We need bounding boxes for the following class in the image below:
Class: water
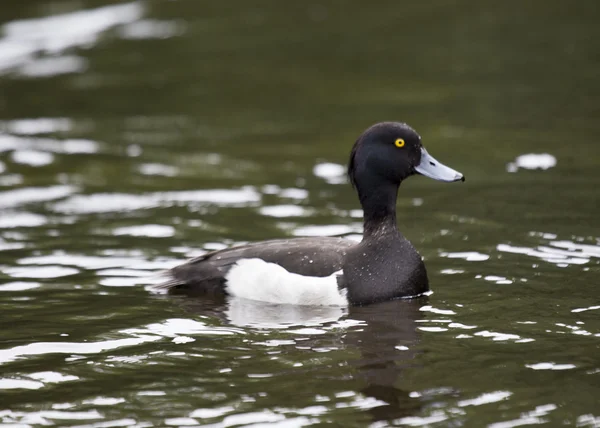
[1,1,599,426]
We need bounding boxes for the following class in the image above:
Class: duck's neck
[357,179,400,237]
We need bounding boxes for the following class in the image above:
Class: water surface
[0,1,599,426]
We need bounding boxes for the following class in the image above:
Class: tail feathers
[153,262,233,296]
[153,273,184,291]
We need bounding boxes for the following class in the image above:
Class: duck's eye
[394,138,405,148]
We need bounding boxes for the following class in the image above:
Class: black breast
[340,234,429,305]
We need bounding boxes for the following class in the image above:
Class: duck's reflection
[175,295,425,422]
[345,299,425,420]
[226,297,348,328]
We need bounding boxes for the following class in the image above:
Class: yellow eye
[394,138,405,148]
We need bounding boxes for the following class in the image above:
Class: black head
[348,122,464,189]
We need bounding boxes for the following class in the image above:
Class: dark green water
[1,1,599,426]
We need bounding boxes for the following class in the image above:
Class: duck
[157,122,464,306]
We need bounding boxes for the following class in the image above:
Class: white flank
[225,258,347,306]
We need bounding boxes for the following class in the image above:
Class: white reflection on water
[394,397,560,428]
[572,305,600,313]
[0,185,76,208]
[506,153,557,173]
[2,3,141,54]
[221,411,287,427]
[440,233,599,274]
[578,415,600,426]
[83,397,126,406]
[190,406,235,419]
[481,275,513,285]
[412,303,540,343]
[17,253,148,269]
[0,372,79,391]
[0,133,100,154]
[0,238,25,251]
[440,268,464,274]
[112,224,175,238]
[440,251,490,261]
[226,297,347,328]
[138,162,179,177]
[11,149,54,166]
[122,318,245,337]
[0,281,40,291]
[0,117,72,134]
[99,277,153,287]
[20,55,88,77]
[187,411,313,428]
[0,2,182,77]
[0,336,161,364]
[420,305,456,315]
[7,251,178,287]
[473,330,530,342]
[4,265,79,278]
[276,187,309,199]
[313,162,346,184]
[0,409,102,426]
[488,404,557,428]
[259,204,313,218]
[0,378,44,390]
[526,362,576,370]
[0,174,23,186]
[551,240,600,257]
[458,391,512,407]
[395,411,451,427]
[28,371,79,383]
[51,187,261,213]
[0,212,47,228]
[165,416,201,426]
[497,237,599,266]
[292,224,361,237]
[118,19,183,40]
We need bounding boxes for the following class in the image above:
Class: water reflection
[0,185,75,208]
[506,153,557,173]
[0,133,99,154]
[225,297,348,329]
[344,300,425,421]
[174,296,426,423]
[498,234,600,267]
[0,2,182,77]
[1,0,600,425]
[51,187,261,214]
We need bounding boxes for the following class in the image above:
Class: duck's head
[348,122,464,189]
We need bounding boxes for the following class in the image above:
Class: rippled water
[1,1,600,427]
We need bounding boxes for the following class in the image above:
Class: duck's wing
[156,237,356,295]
